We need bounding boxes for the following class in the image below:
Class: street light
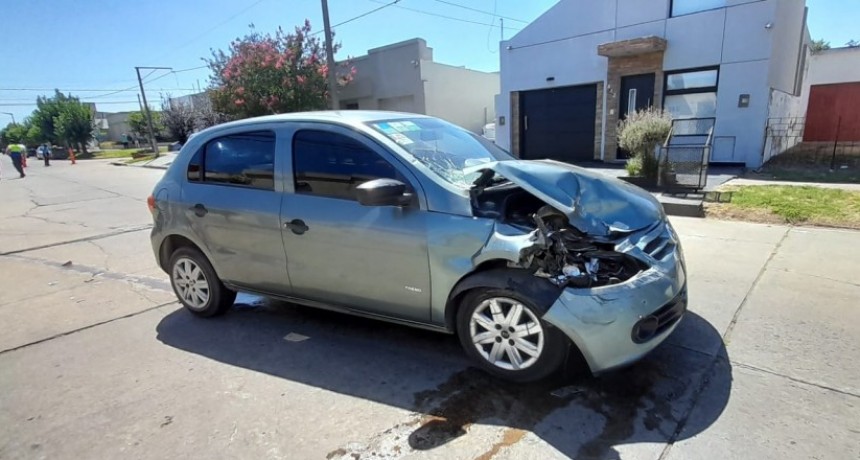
[1,112,16,124]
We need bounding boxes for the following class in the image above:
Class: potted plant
[617,108,672,189]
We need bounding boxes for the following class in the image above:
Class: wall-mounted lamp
[764,22,773,30]
[506,45,513,50]
[546,76,555,82]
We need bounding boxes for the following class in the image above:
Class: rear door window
[187,131,276,190]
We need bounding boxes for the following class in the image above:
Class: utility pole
[500,18,504,41]
[135,66,171,157]
[320,0,339,110]
[1,111,15,124]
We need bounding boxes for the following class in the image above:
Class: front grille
[637,223,677,261]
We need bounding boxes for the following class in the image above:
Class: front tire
[456,288,568,383]
[169,247,236,317]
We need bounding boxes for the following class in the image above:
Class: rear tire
[168,247,236,317]
[456,288,568,383]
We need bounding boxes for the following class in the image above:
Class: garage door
[804,83,860,142]
[519,84,597,163]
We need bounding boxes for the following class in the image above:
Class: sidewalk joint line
[0,301,175,356]
[731,361,860,399]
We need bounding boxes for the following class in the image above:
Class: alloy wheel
[172,257,211,310]
[469,297,545,371]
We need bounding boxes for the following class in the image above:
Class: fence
[658,118,714,191]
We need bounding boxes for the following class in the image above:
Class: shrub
[618,108,672,179]
[625,154,642,177]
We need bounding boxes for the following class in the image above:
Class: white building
[338,38,499,134]
[496,0,810,167]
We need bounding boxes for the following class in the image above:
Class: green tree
[160,100,196,144]
[847,39,859,48]
[205,21,355,119]
[25,123,44,146]
[128,110,162,140]
[55,100,95,154]
[30,90,76,144]
[1,122,27,145]
[810,39,831,54]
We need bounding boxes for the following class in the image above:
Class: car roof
[207,110,432,131]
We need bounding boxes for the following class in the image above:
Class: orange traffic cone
[69,148,76,165]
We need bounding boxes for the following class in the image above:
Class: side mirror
[356,178,412,207]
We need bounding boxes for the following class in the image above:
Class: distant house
[167,92,212,111]
[338,38,499,134]
[495,0,811,167]
[98,111,134,143]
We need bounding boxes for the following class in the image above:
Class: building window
[663,67,719,122]
[671,0,726,17]
[292,130,401,201]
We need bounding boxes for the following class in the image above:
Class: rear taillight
[147,195,156,214]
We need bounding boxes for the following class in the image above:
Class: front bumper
[543,220,687,374]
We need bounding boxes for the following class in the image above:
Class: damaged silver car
[149,111,687,383]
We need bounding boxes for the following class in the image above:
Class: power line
[332,0,401,29]
[155,0,268,61]
[0,87,198,92]
[432,0,529,24]
[0,101,139,107]
[368,0,522,31]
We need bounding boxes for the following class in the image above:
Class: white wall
[422,63,499,133]
[767,0,807,93]
[338,39,427,113]
[805,47,860,86]
[713,60,770,164]
[664,8,726,70]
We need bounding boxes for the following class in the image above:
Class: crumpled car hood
[483,160,663,237]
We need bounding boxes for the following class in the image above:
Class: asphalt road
[1,158,858,459]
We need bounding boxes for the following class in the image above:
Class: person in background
[41,143,51,166]
[4,143,26,178]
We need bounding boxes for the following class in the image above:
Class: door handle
[191,203,208,217]
[524,115,529,131]
[284,219,309,235]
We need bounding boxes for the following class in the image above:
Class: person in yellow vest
[4,143,26,178]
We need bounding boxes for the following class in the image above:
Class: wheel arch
[158,234,208,273]
[444,264,564,333]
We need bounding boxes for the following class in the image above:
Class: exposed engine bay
[471,174,646,288]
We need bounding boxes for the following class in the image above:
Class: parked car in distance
[36,145,50,160]
[482,122,496,142]
[148,111,687,382]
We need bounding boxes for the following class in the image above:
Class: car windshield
[367,117,514,188]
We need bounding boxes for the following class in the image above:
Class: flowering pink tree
[206,21,355,118]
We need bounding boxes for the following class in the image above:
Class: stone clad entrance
[597,36,668,161]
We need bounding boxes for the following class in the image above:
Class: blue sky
[0,0,855,123]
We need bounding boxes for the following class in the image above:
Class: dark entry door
[520,84,596,163]
[618,73,656,158]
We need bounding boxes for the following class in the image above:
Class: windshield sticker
[373,123,398,135]
[389,133,414,145]
[398,121,421,132]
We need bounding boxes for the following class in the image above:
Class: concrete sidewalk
[721,177,860,191]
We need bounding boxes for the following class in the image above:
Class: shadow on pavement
[156,295,731,459]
